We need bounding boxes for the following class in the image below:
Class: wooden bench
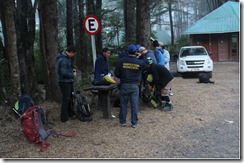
[83,84,117,119]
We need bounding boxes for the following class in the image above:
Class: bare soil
[0,62,240,159]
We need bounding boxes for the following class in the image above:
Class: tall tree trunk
[79,0,88,73]
[16,0,38,97]
[95,0,102,52]
[168,0,174,46]
[38,0,61,102]
[136,0,151,49]
[124,0,136,45]
[73,0,81,69]
[1,0,21,104]
[66,0,74,46]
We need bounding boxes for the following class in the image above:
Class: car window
[180,49,189,57]
[191,48,207,56]
[180,47,207,57]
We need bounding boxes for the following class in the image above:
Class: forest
[0,0,238,105]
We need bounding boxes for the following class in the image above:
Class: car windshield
[180,48,207,57]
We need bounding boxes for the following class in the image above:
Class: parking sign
[83,15,101,35]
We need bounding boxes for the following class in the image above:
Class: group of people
[56,40,174,128]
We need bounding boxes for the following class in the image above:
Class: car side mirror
[208,52,213,56]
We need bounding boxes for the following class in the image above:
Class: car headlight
[206,58,212,64]
[179,59,185,66]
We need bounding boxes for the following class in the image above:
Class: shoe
[169,92,173,96]
[162,103,173,111]
[62,120,72,125]
[69,115,76,120]
[120,123,127,127]
[132,124,138,128]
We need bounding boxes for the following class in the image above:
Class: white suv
[176,46,213,77]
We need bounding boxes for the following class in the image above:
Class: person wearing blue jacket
[56,45,77,123]
[114,44,146,128]
[153,40,165,65]
[94,48,111,83]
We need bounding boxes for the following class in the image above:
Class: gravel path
[0,62,240,159]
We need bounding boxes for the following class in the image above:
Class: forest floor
[0,62,240,160]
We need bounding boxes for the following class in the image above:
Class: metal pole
[91,35,97,70]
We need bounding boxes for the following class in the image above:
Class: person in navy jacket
[114,44,146,128]
[94,47,111,82]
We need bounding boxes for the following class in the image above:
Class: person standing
[114,44,146,128]
[152,40,165,65]
[160,44,173,96]
[56,45,77,123]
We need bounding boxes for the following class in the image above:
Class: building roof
[184,1,240,34]
[152,30,171,45]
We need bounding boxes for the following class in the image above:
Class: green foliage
[170,35,191,58]
[74,75,91,90]
[176,35,191,48]
[102,7,124,48]
[108,55,119,70]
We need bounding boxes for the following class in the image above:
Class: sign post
[83,15,101,69]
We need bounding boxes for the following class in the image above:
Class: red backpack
[14,95,77,152]
[20,105,54,152]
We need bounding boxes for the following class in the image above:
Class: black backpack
[72,91,92,122]
[199,73,214,84]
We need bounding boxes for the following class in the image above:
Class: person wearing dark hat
[114,44,146,128]
[145,57,174,111]
[152,40,165,65]
[56,45,77,123]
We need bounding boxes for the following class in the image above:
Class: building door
[230,34,239,61]
[218,35,228,61]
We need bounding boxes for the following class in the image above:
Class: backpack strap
[33,106,51,140]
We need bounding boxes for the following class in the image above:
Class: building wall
[190,33,239,62]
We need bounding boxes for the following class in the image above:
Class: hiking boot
[159,102,173,111]
[158,101,166,109]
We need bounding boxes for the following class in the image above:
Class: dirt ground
[0,62,240,159]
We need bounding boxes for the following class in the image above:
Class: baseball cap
[127,44,137,52]
[135,44,142,50]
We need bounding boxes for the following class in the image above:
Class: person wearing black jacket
[146,57,174,111]
[56,45,77,123]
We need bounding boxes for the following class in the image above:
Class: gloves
[102,73,116,84]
